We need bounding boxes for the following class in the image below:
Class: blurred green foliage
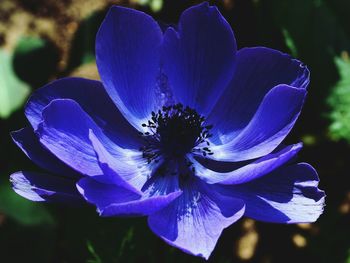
[0,182,54,226]
[0,50,30,119]
[327,55,350,142]
[86,240,103,263]
[15,37,46,55]
[282,28,298,57]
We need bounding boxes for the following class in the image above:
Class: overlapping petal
[76,177,139,209]
[79,130,182,217]
[25,77,141,149]
[96,6,163,126]
[148,178,245,259]
[217,163,325,223]
[161,2,237,116]
[36,99,118,176]
[208,84,306,162]
[10,171,82,203]
[11,127,80,177]
[207,47,310,144]
[190,143,302,185]
[77,177,182,217]
[141,162,181,197]
[89,130,149,191]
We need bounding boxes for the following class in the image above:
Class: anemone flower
[10,3,325,259]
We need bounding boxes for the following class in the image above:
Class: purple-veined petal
[10,171,82,203]
[76,177,140,210]
[161,2,236,116]
[148,178,245,259]
[37,99,117,176]
[101,191,182,217]
[77,177,181,217]
[141,169,181,198]
[140,158,186,197]
[89,130,147,192]
[11,127,80,177]
[208,84,306,162]
[25,77,141,149]
[218,163,325,223]
[96,6,162,126]
[207,47,309,144]
[190,143,302,185]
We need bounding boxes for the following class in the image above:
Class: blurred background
[0,0,349,262]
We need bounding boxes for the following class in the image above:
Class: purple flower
[10,3,325,259]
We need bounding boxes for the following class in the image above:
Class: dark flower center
[140,103,213,164]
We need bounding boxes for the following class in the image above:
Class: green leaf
[0,49,30,118]
[327,53,350,142]
[0,182,54,226]
[118,227,134,259]
[86,240,102,263]
[347,249,350,263]
[282,28,298,57]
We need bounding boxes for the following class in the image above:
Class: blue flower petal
[209,84,306,161]
[77,177,181,217]
[10,171,82,203]
[96,6,162,125]
[101,191,182,217]
[161,2,236,116]
[25,77,141,149]
[36,99,121,176]
[141,166,181,197]
[85,135,183,216]
[148,178,245,260]
[89,130,148,192]
[11,127,80,177]
[218,163,325,223]
[76,177,140,210]
[207,47,309,144]
[191,143,302,185]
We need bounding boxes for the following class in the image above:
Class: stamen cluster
[139,103,213,164]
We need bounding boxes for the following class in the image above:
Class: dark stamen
[139,103,213,165]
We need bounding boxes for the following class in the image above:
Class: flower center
[140,103,213,164]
